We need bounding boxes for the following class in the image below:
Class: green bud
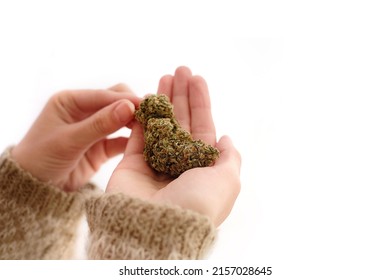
[135,94,220,177]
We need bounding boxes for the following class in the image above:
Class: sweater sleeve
[0,148,91,259]
[86,193,216,260]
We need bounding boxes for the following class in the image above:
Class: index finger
[108,83,141,108]
[61,89,139,115]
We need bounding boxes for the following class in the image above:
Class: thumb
[215,135,242,175]
[70,99,135,147]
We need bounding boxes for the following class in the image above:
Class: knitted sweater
[0,149,216,259]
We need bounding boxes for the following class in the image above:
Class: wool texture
[86,194,216,259]
[0,148,216,259]
[0,149,89,259]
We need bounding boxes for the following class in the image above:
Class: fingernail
[114,101,134,123]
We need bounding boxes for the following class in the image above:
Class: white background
[1,0,389,279]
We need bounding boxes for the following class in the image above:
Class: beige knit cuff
[0,148,86,219]
[0,148,93,259]
[86,193,216,260]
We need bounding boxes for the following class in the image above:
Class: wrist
[10,144,43,183]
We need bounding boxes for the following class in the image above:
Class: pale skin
[108,66,241,226]
[12,66,241,226]
[11,85,140,192]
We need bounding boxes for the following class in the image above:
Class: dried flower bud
[135,94,220,177]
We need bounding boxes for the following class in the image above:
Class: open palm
[107,67,241,226]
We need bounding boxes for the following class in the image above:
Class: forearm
[86,193,216,260]
[0,148,87,259]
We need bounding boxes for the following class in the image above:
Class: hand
[11,84,140,192]
[107,67,241,226]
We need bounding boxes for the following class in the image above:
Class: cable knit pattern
[86,194,216,260]
[0,149,88,259]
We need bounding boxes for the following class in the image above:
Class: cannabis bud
[135,94,220,177]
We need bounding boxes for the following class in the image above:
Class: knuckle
[53,89,73,99]
[91,115,108,135]
[111,83,130,92]
[49,91,65,104]
[115,83,127,89]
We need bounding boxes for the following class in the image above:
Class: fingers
[157,75,173,100]
[123,122,145,157]
[159,67,216,146]
[103,137,129,158]
[57,87,139,119]
[172,66,192,132]
[189,75,217,146]
[109,83,141,108]
[69,99,135,147]
[108,83,132,92]
[85,137,129,170]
